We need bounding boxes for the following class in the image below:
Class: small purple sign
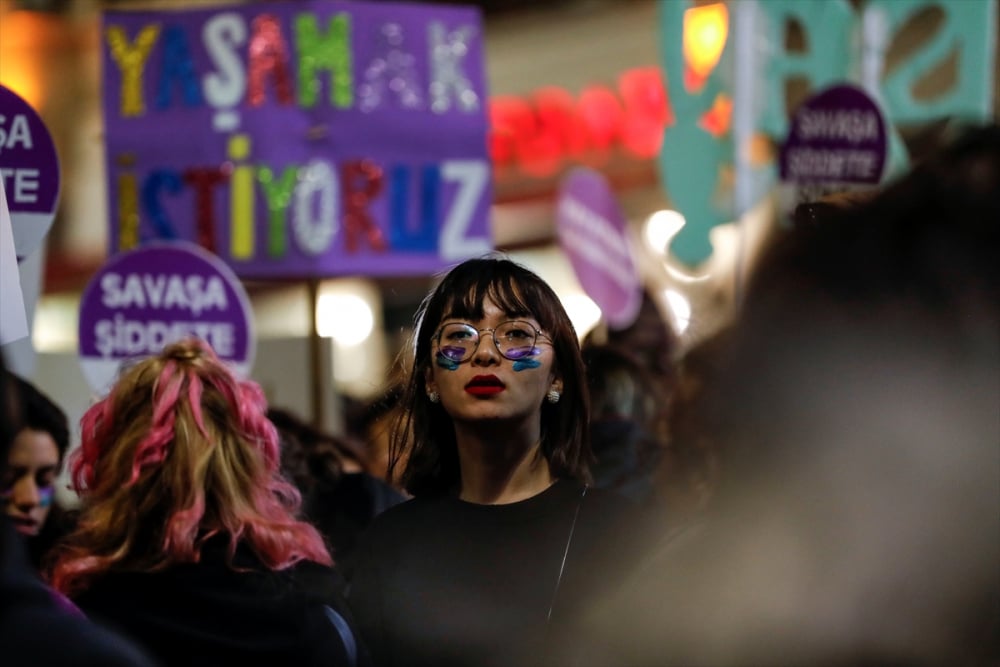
[78,242,255,394]
[780,84,888,185]
[0,85,61,259]
[556,167,642,330]
[101,1,491,279]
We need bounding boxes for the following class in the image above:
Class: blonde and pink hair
[50,338,330,595]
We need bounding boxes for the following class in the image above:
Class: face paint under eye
[435,351,461,371]
[505,346,541,360]
[38,486,54,508]
[504,347,542,359]
[512,358,542,371]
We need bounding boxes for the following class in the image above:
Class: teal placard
[656,0,997,269]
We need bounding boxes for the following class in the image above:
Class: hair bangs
[439,263,546,327]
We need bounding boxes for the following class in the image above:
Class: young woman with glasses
[348,256,642,667]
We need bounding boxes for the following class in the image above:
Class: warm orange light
[0,10,48,109]
[683,2,729,89]
[699,93,732,137]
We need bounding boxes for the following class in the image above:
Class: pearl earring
[428,391,440,403]
[546,389,561,404]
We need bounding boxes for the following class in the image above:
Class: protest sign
[778,83,888,219]
[78,242,255,394]
[102,0,491,278]
[0,181,29,345]
[0,84,60,260]
[556,167,642,330]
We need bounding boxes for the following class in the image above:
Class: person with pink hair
[49,338,368,667]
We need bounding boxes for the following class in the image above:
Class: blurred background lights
[561,292,602,340]
[683,2,729,88]
[315,279,387,395]
[643,209,687,256]
[664,289,692,335]
[32,294,80,353]
[316,292,374,345]
[0,10,48,109]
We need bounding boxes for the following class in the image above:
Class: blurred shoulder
[580,484,642,525]
[577,485,654,566]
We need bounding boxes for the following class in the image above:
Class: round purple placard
[780,84,888,185]
[555,167,642,330]
[78,242,255,394]
[0,85,60,259]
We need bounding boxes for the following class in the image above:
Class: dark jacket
[0,519,154,667]
[74,537,369,667]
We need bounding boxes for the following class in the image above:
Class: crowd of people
[1,123,997,666]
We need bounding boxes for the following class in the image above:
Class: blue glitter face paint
[435,352,460,371]
[38,486,54,509]
[512,358,542,371]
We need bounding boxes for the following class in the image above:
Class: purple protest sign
[102,0,491,279]
[0,85,61,259]
[78,242,255,395]
[555,167,642,330]
[780,84,888,186]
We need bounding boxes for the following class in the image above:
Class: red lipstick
[465,375,506,396]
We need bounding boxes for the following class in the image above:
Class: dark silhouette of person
[1,358,154,667]
[577,123,1000,666]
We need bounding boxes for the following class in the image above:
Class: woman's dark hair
[583,344,656,424]
[267,406,372,485]
[389,256,592,497]
[8,374,69,460]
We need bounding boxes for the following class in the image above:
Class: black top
[74,537,370,667]
[305,472,407,582]
[348,479,639,667]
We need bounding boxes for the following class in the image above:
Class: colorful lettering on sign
[106,24,161,117]
[105,13,479,119]
[115,136,490,264]
[102,2,491,278]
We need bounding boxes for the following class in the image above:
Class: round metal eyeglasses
[434,320,550,363]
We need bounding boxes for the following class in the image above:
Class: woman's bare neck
[454,426,554,504]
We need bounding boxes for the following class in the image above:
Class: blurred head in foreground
[587,124,1000,666]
